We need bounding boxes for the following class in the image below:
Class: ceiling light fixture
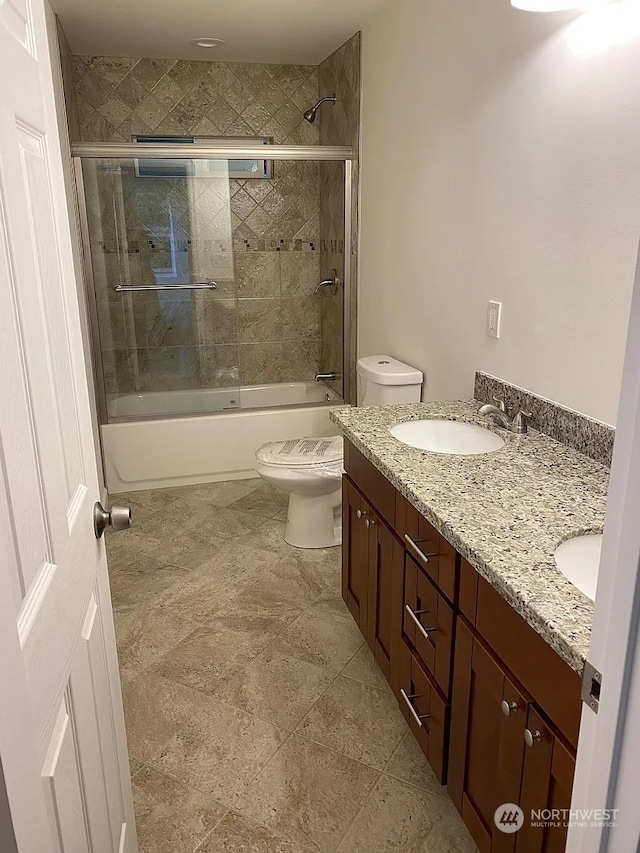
[191,37,225,48]
[511,0,608,10]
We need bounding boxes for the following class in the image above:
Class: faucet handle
[511,411,532,434]
[492,395,506,412]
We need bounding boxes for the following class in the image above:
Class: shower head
[303,95,337,123]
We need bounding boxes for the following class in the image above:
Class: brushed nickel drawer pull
[405,605,437,641]
[404,534,438,566]
[400,689,432,728]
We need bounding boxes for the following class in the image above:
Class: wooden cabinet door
[516,707,576,853]
[367,514,403,687]
[449,619,530,853]
[341,478,371,637]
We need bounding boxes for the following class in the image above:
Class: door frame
[568,239,640,851]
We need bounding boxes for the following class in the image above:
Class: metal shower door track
[71,143,353,161]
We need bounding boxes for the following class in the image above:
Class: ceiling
[52,0,387,64]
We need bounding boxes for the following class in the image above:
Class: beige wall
[359,0,640,425]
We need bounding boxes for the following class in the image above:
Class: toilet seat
[255,436,343,549]
[256,436,343,470]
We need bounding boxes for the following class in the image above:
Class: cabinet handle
[356,509,367,520]
[524,729,543,747]
[404,534,438,567]
[365,518,376,528]
[400,689,432,728]
[501,700,519,717]
[405,605,437,642]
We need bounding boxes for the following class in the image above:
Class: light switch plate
[487,301,502,339]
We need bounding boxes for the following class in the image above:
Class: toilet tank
[356,355,423,406]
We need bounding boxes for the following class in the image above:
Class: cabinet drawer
[397,495,458,603]
[403,554,454,698]
[399,649,449,784]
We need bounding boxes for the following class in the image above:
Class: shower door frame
[72,143,354,427]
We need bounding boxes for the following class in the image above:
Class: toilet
[255,356,423,549]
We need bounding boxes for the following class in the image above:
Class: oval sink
[390,419,505,455]
[554,534,602,601]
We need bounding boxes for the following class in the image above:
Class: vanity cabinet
[341,438,583,852]
[342,476,404,685]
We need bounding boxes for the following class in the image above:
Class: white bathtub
[102,382,345,493]
[107,382,337,418]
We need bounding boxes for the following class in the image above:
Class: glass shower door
[81,156,240,420]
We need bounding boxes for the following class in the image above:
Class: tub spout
[315,372,340,382]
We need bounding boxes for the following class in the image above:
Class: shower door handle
[113,282,217,292]
[94,502,131,539]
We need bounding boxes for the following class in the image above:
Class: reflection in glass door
[82,156,240,420]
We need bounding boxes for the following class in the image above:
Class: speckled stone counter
[330,401,610,675]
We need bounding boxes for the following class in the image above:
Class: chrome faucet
[315,372,340,382]
[314,269,341,295]
[478,396,532,434]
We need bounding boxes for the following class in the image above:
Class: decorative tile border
[474,372,615,468]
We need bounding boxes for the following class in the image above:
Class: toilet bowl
[255,436,343,549]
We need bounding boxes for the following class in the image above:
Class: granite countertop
[330,401,610,675]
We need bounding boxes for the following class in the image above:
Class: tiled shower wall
[319,34,361,401]
[69,57,325,390]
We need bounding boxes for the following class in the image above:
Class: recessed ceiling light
[191,37,225,48]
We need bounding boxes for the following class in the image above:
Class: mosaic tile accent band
[474,372,615,467]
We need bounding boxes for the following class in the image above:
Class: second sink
[554,534,603,601]
[390,419,505,455]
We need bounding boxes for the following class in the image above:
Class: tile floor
[107,478,477,852]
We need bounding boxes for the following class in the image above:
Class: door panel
[449,619,529,853]
[0,0,136,849]
[342,478,370,635]
[517,707,575,853]
[367,515,402,684]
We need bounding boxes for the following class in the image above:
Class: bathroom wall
[359,0,640,425]
[71,57,323,389]
[319,33,361,401]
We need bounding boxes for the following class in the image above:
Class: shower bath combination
[73,138,354,491]
[303,95,338,123]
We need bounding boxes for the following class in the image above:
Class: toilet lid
[256,436,343,469]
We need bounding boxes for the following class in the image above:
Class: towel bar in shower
[113,282,217,292]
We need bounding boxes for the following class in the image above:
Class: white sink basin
[390,419,505,455]
[554,534,603,601]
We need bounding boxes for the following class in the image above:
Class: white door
[567,242,640,852]
[0,0,137,851]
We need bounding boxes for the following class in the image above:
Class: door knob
[365,518,376,528]
[94,502,131,539]
[501,700,519,717]
[524,728,543,747]
[356,509,367,520]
